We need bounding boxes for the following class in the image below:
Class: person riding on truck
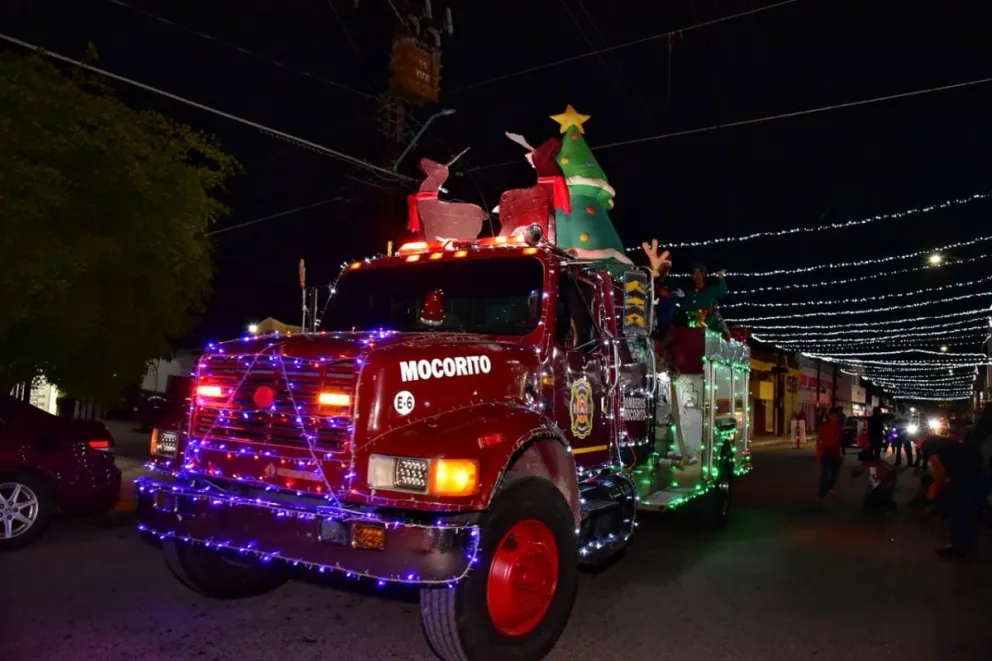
[680,262,729,334]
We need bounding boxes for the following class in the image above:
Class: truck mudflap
[135,475,481,585]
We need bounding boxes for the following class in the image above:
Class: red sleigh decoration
[494,136,570,243]
[407,158,487,241]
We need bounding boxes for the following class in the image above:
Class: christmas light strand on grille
[693,235,992,278]
[744,308,991,331]
[730,254,988,295]
[726,290,992,322]
[723,275,992,309]
[622,191,991,251]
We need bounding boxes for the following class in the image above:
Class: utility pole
[357,0,454,238]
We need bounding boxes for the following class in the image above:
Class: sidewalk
[751,434,817,448]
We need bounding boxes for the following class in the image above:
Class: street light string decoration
[722,274,992,308]
[686,235,992,278]
[744,308,991,331]
[753,319,987,339]
[726,290,992,322]
[731,254,987,295]
[622,191,990,251]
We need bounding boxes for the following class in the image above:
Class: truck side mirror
[622,271,652,337]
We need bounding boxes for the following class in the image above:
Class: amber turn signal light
[429,459,480,497]
[351,522,386,551]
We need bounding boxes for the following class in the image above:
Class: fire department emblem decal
[569,378,594,439]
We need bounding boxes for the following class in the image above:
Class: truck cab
[138,234,750,661]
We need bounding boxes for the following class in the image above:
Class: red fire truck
[139,233,751,661]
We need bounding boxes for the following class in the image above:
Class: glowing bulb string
[805,348,987,358]
[860,364,979,374]
[743,308,991,331]
[868,375,976,385]
[757,328,987,346]
[622,192,991,251]
[723,274,992,309]
[729,291,992,322]
[804,357,990,368]
[669,235,992,279]
[729,254,988,295]
[894,394,974,401]
[752,318,986,337]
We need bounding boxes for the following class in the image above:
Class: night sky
[4,0,992,364]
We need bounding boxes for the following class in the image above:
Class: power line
[595,75,992,152]
[449,0,799,93]
[471,75,992,171]
[107,0,376,100]
[207,197,344,236]
[0,32,415,183]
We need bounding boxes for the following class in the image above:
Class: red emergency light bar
[396,235,530,257]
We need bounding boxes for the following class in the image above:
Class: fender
[357,402,579,518]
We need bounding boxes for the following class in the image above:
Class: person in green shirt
[680,262,729,332]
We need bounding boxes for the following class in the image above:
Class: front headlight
[906,424,919,435]
[150,428,178,458]
[368,454,480,497]
[928,418,941,431]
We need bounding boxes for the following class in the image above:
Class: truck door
[553,269,612,466]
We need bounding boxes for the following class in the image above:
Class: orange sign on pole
[389,37,441,104]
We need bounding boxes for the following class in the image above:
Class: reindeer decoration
[407,149,487,241]
[493,133,571,243]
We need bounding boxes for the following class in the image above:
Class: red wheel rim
[485,519,560,637]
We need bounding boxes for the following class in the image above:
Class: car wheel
[0,472,55,551]
[420,476,578,661]
[163,539,288,599]
[697,449,733,529]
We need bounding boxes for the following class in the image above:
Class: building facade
[750,349,802,436]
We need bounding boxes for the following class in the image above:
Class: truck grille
[192,354,356,451]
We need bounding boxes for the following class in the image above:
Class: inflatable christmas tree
[551,105,632,274]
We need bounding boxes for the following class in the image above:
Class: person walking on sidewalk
[817,411,843,498]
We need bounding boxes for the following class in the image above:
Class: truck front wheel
[163,539,287,600]
[420,477,578,661]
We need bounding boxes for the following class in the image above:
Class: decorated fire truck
[139,107,751,661]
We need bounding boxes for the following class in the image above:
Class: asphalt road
[2,443,988,661]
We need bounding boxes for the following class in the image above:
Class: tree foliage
[0,52,239,401]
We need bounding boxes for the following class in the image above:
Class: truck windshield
[322,256,545,335]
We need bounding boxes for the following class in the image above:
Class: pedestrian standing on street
[817,412,843,498]
[867,406,885,460]
[920,426,986,560]
[891,403,914,466]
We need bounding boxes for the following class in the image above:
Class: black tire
[163,539,287,599]
[698,451,733,529]
[420,477,578,661]
[0,471,55,551]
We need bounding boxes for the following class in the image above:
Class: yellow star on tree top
[550,105,591,134]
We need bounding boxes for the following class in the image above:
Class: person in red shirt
[817,412,843,497]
